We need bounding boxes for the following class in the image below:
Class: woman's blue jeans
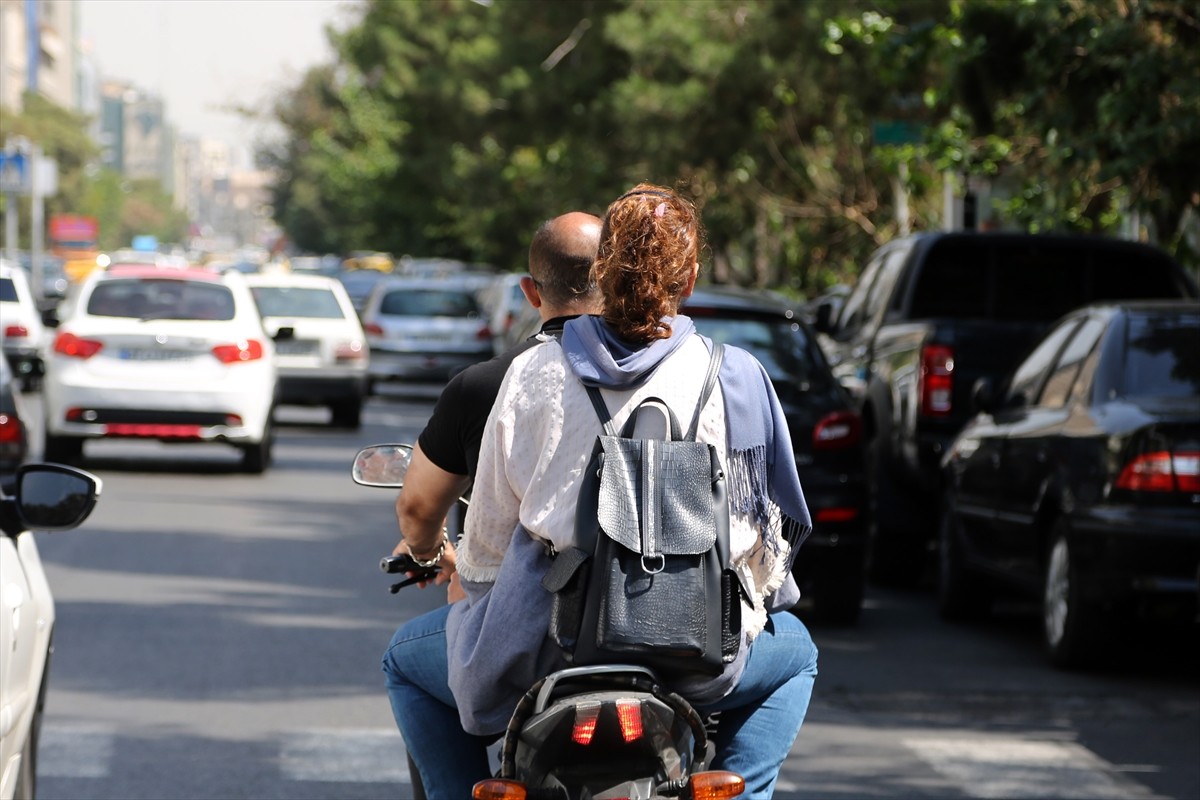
[382,606,817,799]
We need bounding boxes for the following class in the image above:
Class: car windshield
[251,286,345,319]
[87,279,236,321]
[691,315,819,388]
[1121,311,1200,398]
[380,288,480,318]
[0,278,17,302]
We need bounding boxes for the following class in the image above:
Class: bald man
[388,212,603,585]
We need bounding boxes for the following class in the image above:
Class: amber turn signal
[473,778,527,800]
[688,770,747,799]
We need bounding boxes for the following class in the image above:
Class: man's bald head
[528,212,602,309]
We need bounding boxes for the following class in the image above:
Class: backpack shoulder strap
[685,342,724,441]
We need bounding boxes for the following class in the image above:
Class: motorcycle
[353,443,747,800]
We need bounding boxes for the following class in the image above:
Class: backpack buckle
[641,554,666,574]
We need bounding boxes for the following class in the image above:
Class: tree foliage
[262,0,1200,286]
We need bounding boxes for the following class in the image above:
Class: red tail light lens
[335,341,366,361]
[813,410,862,450]
[920,344,954,417]
[815,507,860,523]
[4,325,29,338]
[53,332,104,358]
[1116,451,1200,493]
[212,340,265,364]
[571,701,601,746]
[616,698,644,742]
[364,322,384,336]
[0,413,22,443]
[475,324,492,341]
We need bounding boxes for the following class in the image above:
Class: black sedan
[684,287,868,624]
[939,301,1200,668]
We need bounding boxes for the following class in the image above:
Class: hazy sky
[80,0,359,167]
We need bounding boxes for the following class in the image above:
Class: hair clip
[654,202,668,218]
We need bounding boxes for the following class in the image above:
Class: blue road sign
[0,150,30,194]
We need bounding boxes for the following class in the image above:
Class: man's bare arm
[394,443,471,581]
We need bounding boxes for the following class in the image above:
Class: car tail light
[53,332,104,358]
[1115,450,1200,493]
[688,771,746,799]
[335,341,366,361]
[919,344,954,417]
[813,410,862,450]
[4,324,29,338]
[571,700,601,746]
[212,339,265,363]
[0,413,21,443]
[364,322,384,336]
[616,699,644,742]
[472,779,527,800]
[476,324,492,341]
[815,507,860,523]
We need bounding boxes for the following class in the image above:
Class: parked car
[337,268,392,314]
[0,260,47,390]
[684,286,868,624]
[360,277,495,390]
[245,273,369,428]
[814,232,1199,585]
[939,300,1200,668]
[42,265,278,472]
[0,359,29,476]
[478,273,528,355]
[0,462,102,800]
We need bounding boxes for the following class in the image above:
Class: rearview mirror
[15,463,102,530]
[352,444,413,488]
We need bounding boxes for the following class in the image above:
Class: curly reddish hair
[594,183,704,344]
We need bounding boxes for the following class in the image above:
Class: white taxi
[43,265,278,472]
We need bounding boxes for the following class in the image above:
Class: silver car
[360,277,495,390]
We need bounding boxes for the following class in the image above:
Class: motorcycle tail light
[616,698,643,742]
[1116,450,1200,493]
[472,779,527,800]
[812,410,862,450]
[571,700,601,746]
[53,332,104,358]
[919,344,954,417]
[212,339,265,363]
[688,770,746,799]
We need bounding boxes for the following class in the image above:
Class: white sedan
[42,265,278,473]
[0,260,47,391]
[0,463,102,800]
[244,272,369,428]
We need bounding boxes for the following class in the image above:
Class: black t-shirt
[417,317,575,480]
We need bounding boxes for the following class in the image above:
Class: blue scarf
[562,314,812,560]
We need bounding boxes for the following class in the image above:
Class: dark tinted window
[1121,310,1200,398]
[910,239,1190,321]
[691,316,821,388]
[380,289,480,318]
[87,279,235,320]
[0,278,17,303]
[1005,318,1082,407]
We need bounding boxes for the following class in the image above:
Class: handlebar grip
[380,554,440,577]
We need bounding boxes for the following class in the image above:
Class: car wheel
[241,420,274,474]
[864,436,924,586]
[43,432,83,464]
[331,398,363,429]
[1043,520,1098,669]
[937,494,992,622]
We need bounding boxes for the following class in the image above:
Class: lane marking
[280,728,410,783]
[905,735,1164,799]
[39,724,115,778]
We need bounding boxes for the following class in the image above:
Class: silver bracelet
[409,534,448,568]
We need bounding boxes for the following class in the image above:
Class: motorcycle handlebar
[380,554,441,593]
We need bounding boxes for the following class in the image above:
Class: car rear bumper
[368,348,492,382]
[277,371,366,405]
[1071,505,1200,601]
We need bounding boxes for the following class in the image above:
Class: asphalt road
[19,388,1200,800]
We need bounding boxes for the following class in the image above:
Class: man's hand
[390,538,458,591]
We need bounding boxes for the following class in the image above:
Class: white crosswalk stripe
[39,724,116,779]
[280,728,411,784]
[904,735,1165,799]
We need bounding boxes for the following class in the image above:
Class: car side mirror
[814,302,834,334]
[971,377,996,415]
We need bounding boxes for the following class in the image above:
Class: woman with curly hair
[385,183,818,798]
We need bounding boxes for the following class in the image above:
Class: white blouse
[459,334,793,640]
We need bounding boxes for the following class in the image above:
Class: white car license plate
[275,340,319,356]
[117,348,195,362]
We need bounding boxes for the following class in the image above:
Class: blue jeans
[382,606,817,799]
